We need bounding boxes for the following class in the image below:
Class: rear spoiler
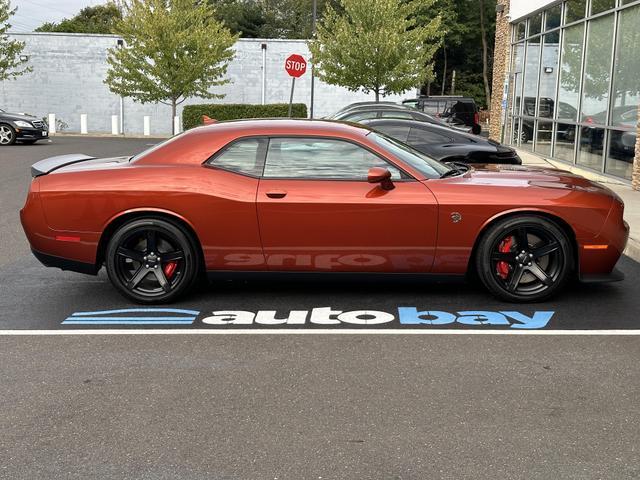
[31,154,96,177]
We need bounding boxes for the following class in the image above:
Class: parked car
[403,96,480,132]
[0,108,48,146]
[360,118,521,165]
[330,105,446,126]
[21,119,627,304]
[327,101,402,118]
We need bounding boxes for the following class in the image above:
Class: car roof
[361,118,481,142]
[193,118,372,136]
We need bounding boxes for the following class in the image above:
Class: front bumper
[15,127,48,141]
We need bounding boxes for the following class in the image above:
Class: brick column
[633,103,640,190]
[489,0,511,142]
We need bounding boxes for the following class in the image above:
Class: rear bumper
[579,267,625,283]
[31,248,99,275]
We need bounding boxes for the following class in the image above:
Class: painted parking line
[2,329,640,336]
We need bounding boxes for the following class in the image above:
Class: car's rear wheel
[106,218,199,304]
[475,216,573,302]
[0,124,16,146]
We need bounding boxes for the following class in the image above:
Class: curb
[50,133,169,139]
[624,236,640,264]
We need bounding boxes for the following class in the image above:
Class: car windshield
[368,131,451,179]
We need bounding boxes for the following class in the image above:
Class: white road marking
[0,329,640,336]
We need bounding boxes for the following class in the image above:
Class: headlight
[14,120,32,128]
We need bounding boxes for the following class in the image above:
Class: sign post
[284,54,307,117]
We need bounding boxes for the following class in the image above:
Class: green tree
[0,0,31,81]
[309,0,442,101]
[35,3,122,34]
[209,0,266,38]
[105,0,237,133]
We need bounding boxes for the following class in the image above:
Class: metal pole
[261,43,267,105]
[310,0,317,119]
[288,77,296,117]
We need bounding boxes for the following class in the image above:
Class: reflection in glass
[516,22,525,41]
[565,0,586,23]
[554,122,577,161]
[611,6,640,128]
[557,24,583,120]
[538,31,559,117]
[517,118,534,150]
[530,13,542,36]
[577,126,604,170]
[512,43,525,115]
[545,4,561,30]
[591,0,615,15]
[580,15,613,124]
[605,129,635,179]
[522,37,541,116]
[535,120,553,156]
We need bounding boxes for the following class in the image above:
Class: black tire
[105,218,199,304]
[475,215,573,302]
[0,123,16,146]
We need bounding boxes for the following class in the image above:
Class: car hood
[457,163,615,195]
[1,111,39,122]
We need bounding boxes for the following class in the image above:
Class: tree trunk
[480,0,491,108]
[375,88,380,102]
[441,43,447,96]
[171,99,177,135]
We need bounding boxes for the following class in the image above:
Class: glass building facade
[506,0,640,181]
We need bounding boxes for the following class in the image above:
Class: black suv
[403,96,480,132]
[0,108,49,146]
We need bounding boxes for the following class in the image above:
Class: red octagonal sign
[285,54,307,78]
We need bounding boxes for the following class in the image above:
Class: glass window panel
[611,5,640,128]
[565,0,586,23]
[580,14,614,124]
[590,0,615,15]
[516,118,535,149]
[535,120,554,156]
[408,127,453,144]
[557,23,583,120]
[263,138,402,180]
[605,129,635,179]
[522,37,541,116]
[512,43,525,115]
[554,122,578,160]
[577,126,604,170]
[516,22,526,40]
[374,124,410,143]
[539,31,560,117]
[545,4,562,30]
[530,13,542,36]
[209,138,265,176]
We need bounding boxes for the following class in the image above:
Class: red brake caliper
[163,262,178,279]
[496,236,513,280]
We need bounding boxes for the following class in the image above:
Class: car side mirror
[368,167,395,190]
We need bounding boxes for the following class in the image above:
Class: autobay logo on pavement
[63,307,554,329]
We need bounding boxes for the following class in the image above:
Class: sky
[9,0,106,32]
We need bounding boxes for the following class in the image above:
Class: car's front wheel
[475,216,573,302]
[105,218,199,304]
[0,124,16,146]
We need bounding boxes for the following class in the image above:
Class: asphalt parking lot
[1,136,640,479]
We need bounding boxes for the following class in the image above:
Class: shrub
[182,103,308,130]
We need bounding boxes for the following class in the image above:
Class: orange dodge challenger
[21,119,628,303]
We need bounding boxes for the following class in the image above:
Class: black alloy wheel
[476,216,573,302]
[106,218,199,303]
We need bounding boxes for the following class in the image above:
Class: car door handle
[265,190,287,199]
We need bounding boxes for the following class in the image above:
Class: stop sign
[285,54,307,78]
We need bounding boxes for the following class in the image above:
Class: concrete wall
[0,33,407,136]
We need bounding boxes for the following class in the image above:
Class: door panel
[256,179,438,272]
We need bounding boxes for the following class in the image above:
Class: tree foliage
[0,0,31,81]
[105,0,237,130]
[35,3,122,34]
[309,0,443,101]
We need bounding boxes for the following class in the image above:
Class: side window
[207,138,266,176]
[408,127,453,145]
[380,110,414,119]
[263,138,403,180]
[344,111,378,121]
[374,124,410,143]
